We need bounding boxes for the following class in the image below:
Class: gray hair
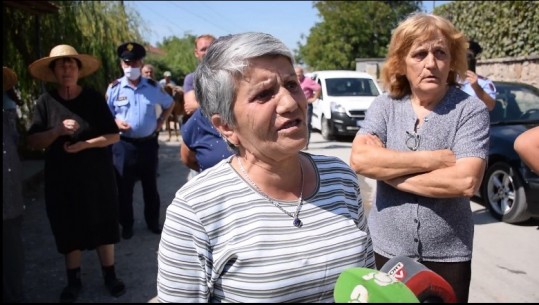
[194,32,294,127]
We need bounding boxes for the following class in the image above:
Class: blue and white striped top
[157,153,374,302]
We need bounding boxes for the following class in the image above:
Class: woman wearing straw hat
[3,67,26,303]
[26,45,126,302]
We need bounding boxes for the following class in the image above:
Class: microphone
[334,267,419,303]
[380,256,457,303]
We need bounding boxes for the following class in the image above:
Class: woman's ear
[211,114,238,146]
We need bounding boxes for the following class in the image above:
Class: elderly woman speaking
[157,32,374,303]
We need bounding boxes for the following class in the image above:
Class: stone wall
[356,55,539,88]
[355,58,385,81]
[477,56,538,88]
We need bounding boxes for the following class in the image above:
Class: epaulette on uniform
[147,78,157,87]
[109,79,120,88]
[478,75,487,80]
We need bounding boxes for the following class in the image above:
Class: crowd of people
[4,11,538,304]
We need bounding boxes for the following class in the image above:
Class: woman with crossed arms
[350,13,490,303]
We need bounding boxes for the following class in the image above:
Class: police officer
[459,39,497,111]
[106,42,174,239]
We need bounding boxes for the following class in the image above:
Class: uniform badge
[118,96,127,101]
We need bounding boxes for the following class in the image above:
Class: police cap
[117,42,146,61]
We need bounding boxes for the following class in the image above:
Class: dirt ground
[21,133,188,303]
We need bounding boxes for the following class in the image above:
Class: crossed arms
[350,133,486,198]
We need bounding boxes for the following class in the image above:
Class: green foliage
[3,1,143,118]
[145,35,199,86]
[434,1,539,59]
[297,1,421,70]
[3,1,143,158]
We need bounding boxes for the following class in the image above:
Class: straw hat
[3,66,18,92]
[28,44,101,83]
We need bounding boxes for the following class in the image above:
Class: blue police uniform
[106,42,173,239]
[106,77,172,138]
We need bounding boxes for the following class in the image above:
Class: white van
[309,70,382,140]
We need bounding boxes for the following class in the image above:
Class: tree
[297,1,421,70]
[434,1,538,59]
[147,34,199,86]
[3,1,143,119]
[3,1,143,158]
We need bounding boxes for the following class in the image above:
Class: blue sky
[128,1,450,52]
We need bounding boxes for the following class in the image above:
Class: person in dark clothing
[3,66,25,303]
[27,44,126,303]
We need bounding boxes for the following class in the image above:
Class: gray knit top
[358,86,490,262]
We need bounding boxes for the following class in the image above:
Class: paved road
[21,132,187,303]
[20,131,538,302]
[306,132,539,303]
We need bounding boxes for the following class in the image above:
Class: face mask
[123,66,141,80]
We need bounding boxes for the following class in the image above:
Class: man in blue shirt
[181,34,216,180]
[106,42,174,239]
[182,34,215,123]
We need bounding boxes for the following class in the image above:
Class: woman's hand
[364,133,385,147]
[57,119,80,136]
[115,118,131,132]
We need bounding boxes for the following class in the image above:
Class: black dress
[28,88,120,254]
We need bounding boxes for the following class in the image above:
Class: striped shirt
[157,153,374,302]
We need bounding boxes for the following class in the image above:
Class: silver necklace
[237,156,304,228]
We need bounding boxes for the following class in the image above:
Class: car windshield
[325,78,380,97]
[490,82,539,124]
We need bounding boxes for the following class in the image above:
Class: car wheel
[481,162,530,223]
[321,115,335,140]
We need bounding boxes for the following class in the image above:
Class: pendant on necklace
[293,217,303,228]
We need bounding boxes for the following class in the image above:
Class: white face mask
[123,66,141,81]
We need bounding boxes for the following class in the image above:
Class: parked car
[479,81,539,223]
[309,70,382,140]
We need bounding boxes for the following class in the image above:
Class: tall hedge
[434,1,539,59]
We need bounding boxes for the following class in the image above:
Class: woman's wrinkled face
[404,31,451,95]
[52,57,80,86]
[232,56,308,159]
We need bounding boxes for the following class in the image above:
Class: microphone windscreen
[334,267,419,303]
[380,256,457,303]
